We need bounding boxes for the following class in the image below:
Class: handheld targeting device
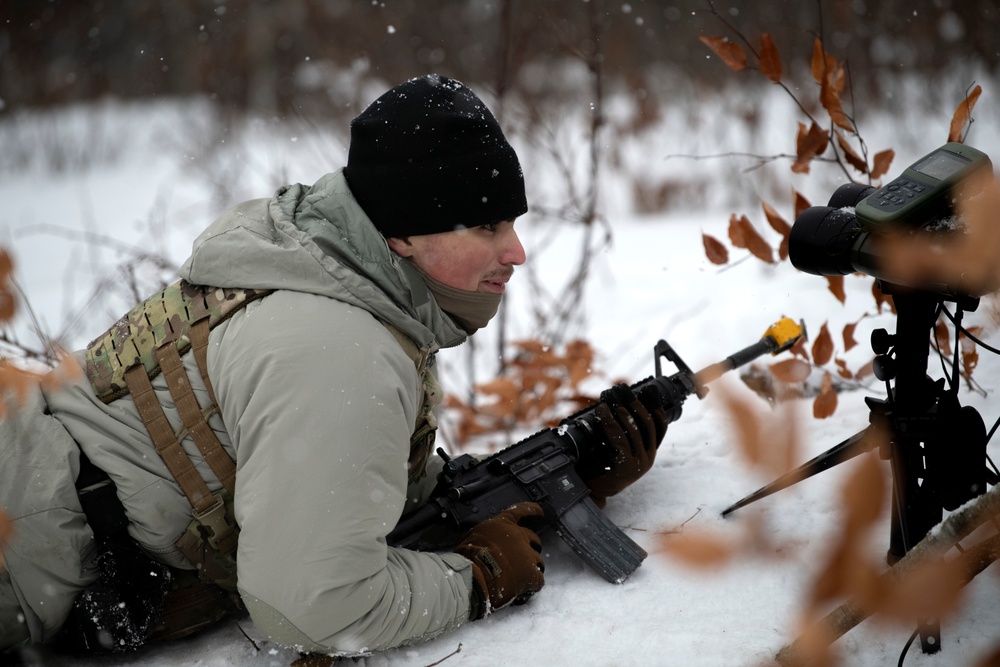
[856,142,991,231]
[788,141,995,297]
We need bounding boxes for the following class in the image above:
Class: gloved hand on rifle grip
[453,502,546,619]
[581,383,669,506]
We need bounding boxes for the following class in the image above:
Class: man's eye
[481,223,498,232]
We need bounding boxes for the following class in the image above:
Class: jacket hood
[179,170,467,350]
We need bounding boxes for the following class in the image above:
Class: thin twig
[425,643,463,667]
[234,621,259,651]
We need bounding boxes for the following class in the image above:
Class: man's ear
[386,236,414,257]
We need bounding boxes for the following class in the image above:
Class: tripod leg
[918,620,942,654]
[722,429,873,516]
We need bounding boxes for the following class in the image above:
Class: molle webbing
[84,280,271,570]
[85,281,273,404]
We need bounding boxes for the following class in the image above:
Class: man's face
[387,220,526,293]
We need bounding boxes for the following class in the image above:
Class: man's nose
[502,228,526,266]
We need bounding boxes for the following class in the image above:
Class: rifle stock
[387,318,805,583]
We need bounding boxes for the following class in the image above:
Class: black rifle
[388,318,805,583]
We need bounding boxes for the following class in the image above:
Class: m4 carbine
[387,318,805,583]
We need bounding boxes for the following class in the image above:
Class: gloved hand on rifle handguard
[453,502,546,619]
[578,383,669,507]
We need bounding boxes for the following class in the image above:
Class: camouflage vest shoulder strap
[377,319,442,484]
[86,280,274,404]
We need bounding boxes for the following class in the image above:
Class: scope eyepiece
[789,205,862,276]
[789,184,876,277]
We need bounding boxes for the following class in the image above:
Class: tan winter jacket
[0,170,476,655]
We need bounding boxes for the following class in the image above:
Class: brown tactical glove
[454,502,546,619]
[580,383,669,506]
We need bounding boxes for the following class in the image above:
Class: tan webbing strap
[124,364,216,515]
[378,320,427,372]
[155,342,237,497]
[188,319,219,408]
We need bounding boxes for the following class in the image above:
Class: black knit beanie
[343,74,528,237]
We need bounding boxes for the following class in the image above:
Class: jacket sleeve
[208,290,473,656]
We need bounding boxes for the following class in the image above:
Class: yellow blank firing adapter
[763,317,807,354]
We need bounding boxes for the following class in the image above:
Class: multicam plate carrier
[84,279,274,590]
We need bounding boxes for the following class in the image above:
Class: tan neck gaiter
[410,262,502,335]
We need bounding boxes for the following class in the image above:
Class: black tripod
[722,286,994,654]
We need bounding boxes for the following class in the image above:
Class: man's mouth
[481,278,507,293]
[481,269,513,293]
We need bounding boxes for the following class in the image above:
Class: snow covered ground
[4,82,1000,666]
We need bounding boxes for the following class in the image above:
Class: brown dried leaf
[703,232,730,265]
[728,215,774,264]
[761,201,791,261]
[718,388,800,477]
[820,70,854,132]
[0,250,12,279]
[870,149,895,181]
[963,326,984,346]
[973,643,1000,667]
[759,33,782,83]
[949,84,982,143]
[0,510,14,569]
[854,357,875,381]
[793,190,812,221]
[660,529,735,569]
[961,328,981,377]
[935,320,951,352]
[810,38,837,85]
[793,122,830,174]
[0,362,39,414]
[834,358,852,380]
[812,322,834,366]
[789,620,839,667]
[843,319,860,353]
[0,288,15,322]
[740,364,776,402]
[789,335,810,361]
[836,131,868,174]
[723,389,765,467]
[761,200,791,237]
[474,378,520,419]
[699,35,748,72]
[455,410,491,444]
[523,377,561,421]
[563,339,595,389]
[38,349,83,393]
[841,449,886,535]
[873,557,966,624]
[810,537,879,609]
[769,358,812,383]
[512,339,558,368]
[443,394,467,410]
[826,275,846,304]
[0,510,10,569]
[813,372,838,419]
